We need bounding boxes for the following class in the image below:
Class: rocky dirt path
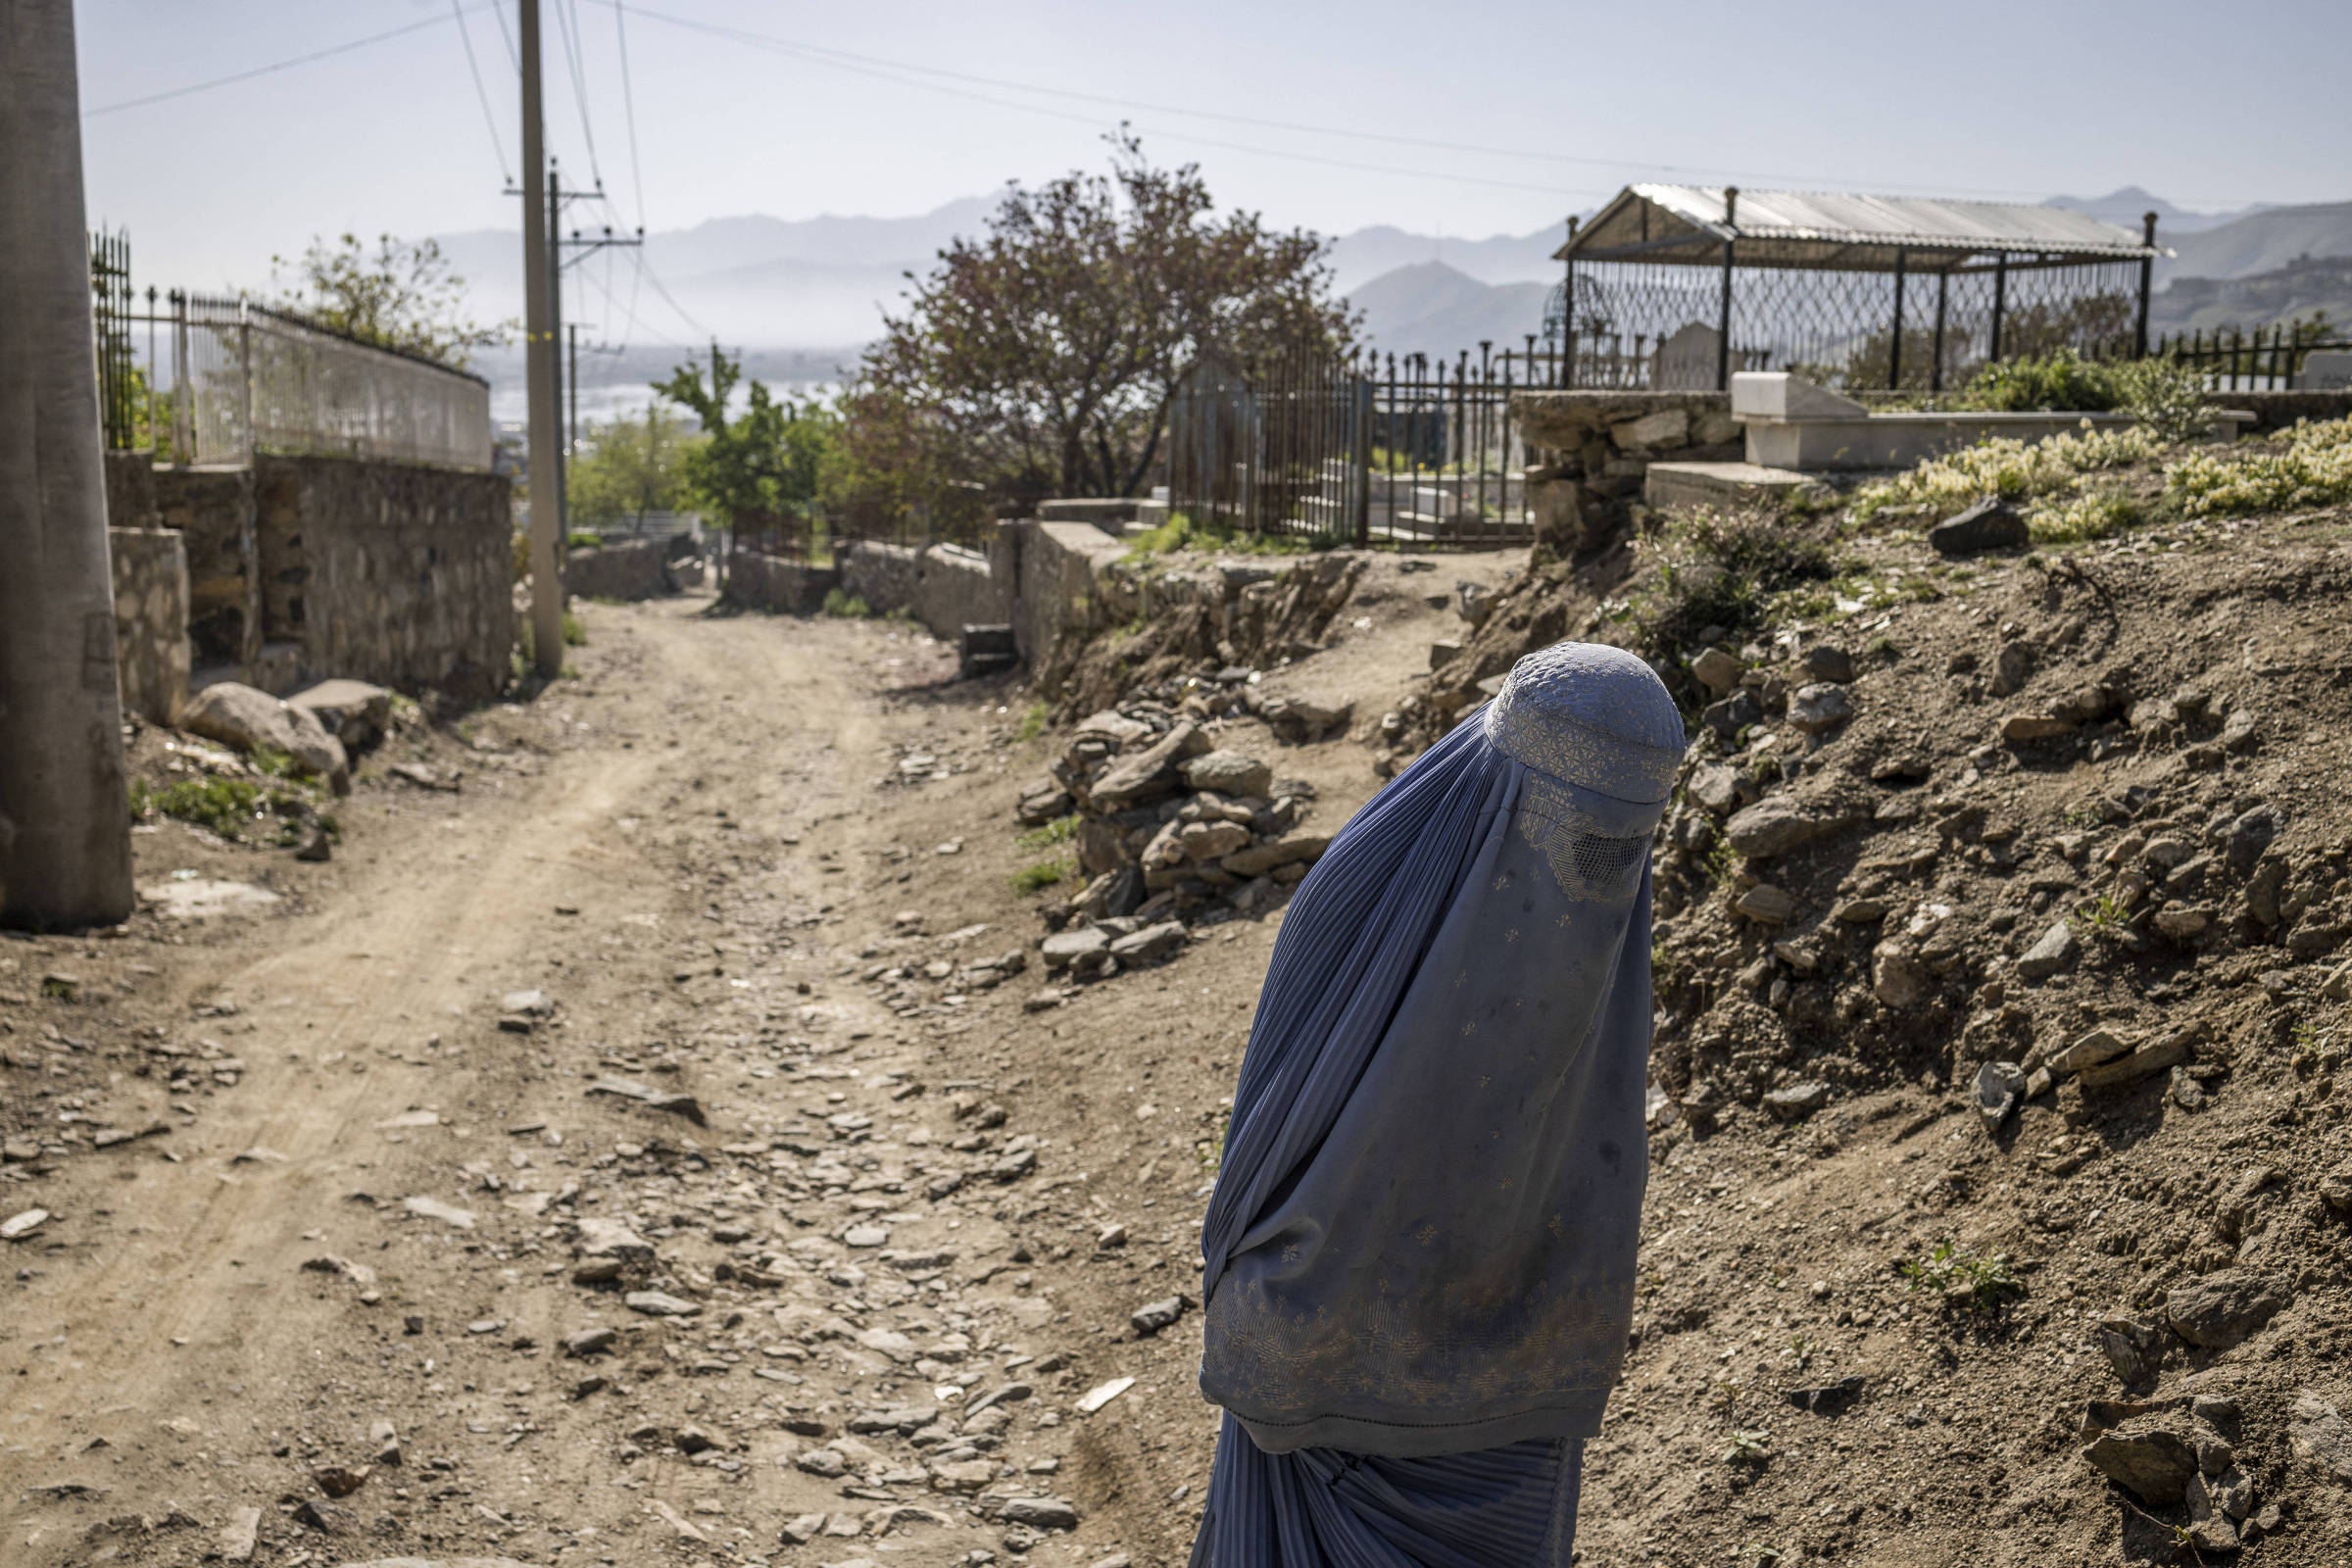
[0,589,1303,1568]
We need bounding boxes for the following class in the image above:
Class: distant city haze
[74,0,2352,406]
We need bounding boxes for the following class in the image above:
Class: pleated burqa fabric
[1189,642,1684,1568]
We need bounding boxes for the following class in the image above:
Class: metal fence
[1550,256,2145,394]
[1167,347,1538,549]
[87,229,493,470]
[2155,320,2351,392]
[173,294,494,469]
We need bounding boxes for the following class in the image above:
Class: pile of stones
[1016,700,1333,984]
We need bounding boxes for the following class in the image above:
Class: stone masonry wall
[565,539,670,603]
[1006,518,1130,670]
[255,453,514,701]
[725,549,839,614]
[1511,391,1742,563]
[153,464,259,671]
[108,528,191,724]
[842,541,1012,641]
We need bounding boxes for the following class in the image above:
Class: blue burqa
[1189,642,1684,1568]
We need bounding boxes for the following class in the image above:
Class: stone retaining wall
[841,540,1013,640]
[109,528,190,724]
[253,453,513,701]
[2218,389,2352,435]
[1511,391,1742,564]
[726,549,839,613]
[565,539,670,603]
[153,464,259,670]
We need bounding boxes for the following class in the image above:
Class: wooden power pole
[0,0,135,928]
[519,0,564,675]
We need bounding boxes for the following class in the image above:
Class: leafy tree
[654,347,839,552]
[268,232,509,368]
[566,403,703,531]
[840,132,1352,530]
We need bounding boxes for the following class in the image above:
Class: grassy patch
[1010,858,1071,895]
[1122,511,1321,560]
[2029,490,2141,545]
[1900,1241,2023,1309]
[562,610,588,647]
[1848,422,2166,528]
[1014,701,1049,743]
[1015,813,1080,852]
[2169,415,2352,516]
[822,587,873,618]
[131,775,319,845]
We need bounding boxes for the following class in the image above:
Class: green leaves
[655,349,841,544]
[837,135,1353,532]
[268,232,508,368]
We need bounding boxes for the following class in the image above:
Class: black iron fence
[2154,320,2349,392]
[1167,347,1542,549]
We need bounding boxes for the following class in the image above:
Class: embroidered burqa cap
[1198,641,1682,1458]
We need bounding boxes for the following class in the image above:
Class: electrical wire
[612,3,2183,206]
[607,0,649,351]
[451,0,514,185]
[490,0,519,72]
[551,0,607,191]
[84,9,484,117]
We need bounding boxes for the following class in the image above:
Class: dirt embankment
[7,451,2352,1568]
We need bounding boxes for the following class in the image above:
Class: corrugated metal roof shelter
[1543,183,2169,393]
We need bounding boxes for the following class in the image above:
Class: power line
[551,0,607,189]
[451,0,514,185]
[605,0,649,352]
[612,3,2172,206]
[490,0,519,71]
[613,6,1602,199]
[608,1,649,231]
[83,9,484,117]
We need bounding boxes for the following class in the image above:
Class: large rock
[181,680,350,790]
[1041,927,1110,972]
[1179,820,1251,861]
[1259,695,1351,744]
[1927,498,2030,555]
[1787,683,1852,734]
[2289,1394,2352,1485]
[2082,1421,2200,1504]
[287,678,393,751]
[1221,832,1331,879]
[1107,921,1185,964]
[1181,750,1273,799]
[1088,721,1211,808]
[2016,921,2081,981]
[2167,1272,2287,1348]
[1724,795,1856,858]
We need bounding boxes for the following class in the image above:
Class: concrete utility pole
[0,0,136,929]
[520,0,564,675]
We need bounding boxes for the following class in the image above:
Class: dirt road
[2,588,1318,1567]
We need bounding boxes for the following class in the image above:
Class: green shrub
[822,588,873,617]
[1964,349,2123,414]
[1623,510,1840,660]
[2114,357,2214,445]
[562,610,587,647]
[1014,701,1050,742]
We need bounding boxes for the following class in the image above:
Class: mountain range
[435,187,2352,401]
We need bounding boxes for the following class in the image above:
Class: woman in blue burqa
[1189,641,1683,1568]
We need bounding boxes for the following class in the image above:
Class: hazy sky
[77,0,2352,311]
